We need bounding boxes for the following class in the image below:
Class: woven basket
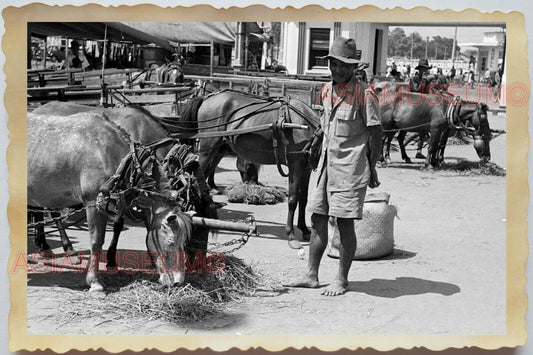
[327,192,397,260]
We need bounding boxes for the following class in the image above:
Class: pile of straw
[63,255,270,324]
[226,183,287,205]
[441,160,506,176]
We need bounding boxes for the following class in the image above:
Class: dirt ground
[24,111,507,337]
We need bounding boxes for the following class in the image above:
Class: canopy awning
[29,22,264,50]
[29,22,173,49]
[114,22,237,45]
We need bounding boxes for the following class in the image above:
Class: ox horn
[184,210,197,218]
[490,129,506,134]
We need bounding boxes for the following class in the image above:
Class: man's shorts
[307,168,367,219]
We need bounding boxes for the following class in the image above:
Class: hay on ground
[61,255,277,324]
[441,160,506,176]
[226,183,287,205]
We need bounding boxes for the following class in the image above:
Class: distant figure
[491,63,503,97]
[400,64,408,78]
[408,58,434,94]
[469,55,476,67]
[449,66,456,81]
[389,68,402,82]
[484,69,491,84]
[467,68,476,88]
[62,40,90,70]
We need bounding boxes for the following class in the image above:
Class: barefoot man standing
[285,37,382,296]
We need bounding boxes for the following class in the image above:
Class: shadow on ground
[348,277,460,298]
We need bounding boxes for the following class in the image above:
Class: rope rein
[167,89,319,133]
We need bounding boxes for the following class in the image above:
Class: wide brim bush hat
[415,58,432,70]
[323,37,360,64]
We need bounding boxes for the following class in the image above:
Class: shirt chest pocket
[334,108,365,137]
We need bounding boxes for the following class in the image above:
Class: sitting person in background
[62,40,90,70]
[47,54,63,70]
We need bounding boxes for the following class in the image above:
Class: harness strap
[446,96,462,129]
[272,103,290,177]
[96,142,164,221]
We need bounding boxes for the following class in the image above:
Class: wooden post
[233,22,244,70]
[451,26,457,66]
[42,37,48,69]
[210,40,214,77]
[244,29,249,72]
[261,41,268,70]
[100,25,109,107]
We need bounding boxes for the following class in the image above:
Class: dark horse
[31,101,216,268]
[28,111,194,291]
[378,84,492,167]
[177,90,322,249]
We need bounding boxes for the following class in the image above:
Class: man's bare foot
[283,275,319,288]
[321,280,348,296]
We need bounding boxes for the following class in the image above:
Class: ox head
[145,203,194,286]
[470,103,492,162]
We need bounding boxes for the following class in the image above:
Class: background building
[278,22,388,76]
[458,30,505,79]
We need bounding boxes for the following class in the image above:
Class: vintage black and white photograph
[5,3,528,352]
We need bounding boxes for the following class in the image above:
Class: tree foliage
[388,28,461,60]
